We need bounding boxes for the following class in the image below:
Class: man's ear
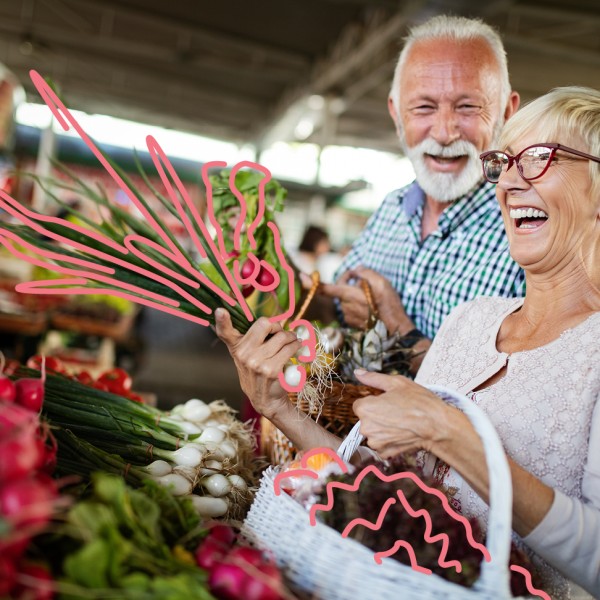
[387,96,401,135]
[504,91,520,121]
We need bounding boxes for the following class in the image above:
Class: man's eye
[411,105,435,114]
[457,104,480,112]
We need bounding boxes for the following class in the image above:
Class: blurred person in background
[292,225,331,275]
[319,15,524,372]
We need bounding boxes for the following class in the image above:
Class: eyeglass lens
[484,146,554,183]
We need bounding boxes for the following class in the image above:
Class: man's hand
[320,266,413,334]
[352,369,464,459]
[214,308,301,420]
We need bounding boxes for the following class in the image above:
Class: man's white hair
[389,15,511,116]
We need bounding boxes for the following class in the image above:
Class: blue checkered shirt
[337,180,525,340]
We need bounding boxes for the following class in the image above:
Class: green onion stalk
[0,152,299,334]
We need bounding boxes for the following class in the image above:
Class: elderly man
[319,15,524,372]
[216,15,524,451]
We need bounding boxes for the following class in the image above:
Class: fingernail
[215,308,224,320]
[354,368,366,376]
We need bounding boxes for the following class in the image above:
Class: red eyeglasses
[479,143,600,184]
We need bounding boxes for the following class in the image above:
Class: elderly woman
[215,86,600,599]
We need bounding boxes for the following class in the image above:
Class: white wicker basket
[242,385,530,600]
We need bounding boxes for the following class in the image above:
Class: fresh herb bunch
[209,168,300,315]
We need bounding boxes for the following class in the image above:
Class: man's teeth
[509,208,548,219]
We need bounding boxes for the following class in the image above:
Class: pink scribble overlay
[273,446,346,494]
[0,69,316,390]
[273,448,549,598]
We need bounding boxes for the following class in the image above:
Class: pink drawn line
[0,227,212,315]
[273,446,348,495]
[30,71,192,273]
[394,489,462,572]
[510,565,551,600]
[0,193,211,312]
[373,540,432,574]
[310,464,490,561]
[341,496,397,538]
[145,142,246,312]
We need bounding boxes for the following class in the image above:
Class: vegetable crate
[244,386,531,600]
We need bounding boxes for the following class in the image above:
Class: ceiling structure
[0,0,599,155]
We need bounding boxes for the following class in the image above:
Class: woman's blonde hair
[499,86,600,193]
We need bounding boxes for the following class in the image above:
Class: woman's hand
[214,308,301,420]
[352,369,464,458]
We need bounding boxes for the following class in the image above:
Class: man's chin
[414,168,482,203]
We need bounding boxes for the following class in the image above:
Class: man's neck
[421,195,452,240]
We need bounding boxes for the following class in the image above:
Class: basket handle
[337,385,512,596]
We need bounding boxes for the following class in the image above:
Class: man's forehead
[402,38,497,76]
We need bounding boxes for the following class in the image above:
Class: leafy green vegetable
[46,473,214,599]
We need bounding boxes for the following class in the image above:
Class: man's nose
[430,107,460,145]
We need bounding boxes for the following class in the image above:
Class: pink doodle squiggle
[373,540,432,573]
[310,464,490,561]
[341,496,397,538]
[394,489,462,572]
[273,447,348,495]
[510,565,551,600]
[1,69,317,393]
[145,141,246,312]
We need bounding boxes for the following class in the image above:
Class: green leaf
[63,538,111,588]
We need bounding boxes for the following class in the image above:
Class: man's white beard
[402,137,483,203]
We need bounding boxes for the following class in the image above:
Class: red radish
[208,525,236,546]
[0,401,38,432]
[0,377,16,403]
[15,379,45,412]
[0,476,57,529]
[256,265,276,289]
[0,555,16,596]
[227,545,265,568]
[244,575,284,600]
[0,353,16,402]
[239,257,258,281]
[241,285,254,298]
[195,536,230,571]
[208,561,248,600]
[14,562,55,600]
[0,431,42,483]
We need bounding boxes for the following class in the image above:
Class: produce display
[0,352,294,599]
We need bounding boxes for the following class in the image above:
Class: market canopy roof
[1,0,599,154]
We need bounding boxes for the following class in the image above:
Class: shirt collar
[402,179,493,232]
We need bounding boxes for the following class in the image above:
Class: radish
[14,562,55,600]
[209,561,247,600]
[0,353,16,403]
[15,379,45,412]
[0,434,42,483]
[195,534,231,570]
[15,356,45,413]
[0,555,16,597]
[207,524,236,546]
[0,476,56,529]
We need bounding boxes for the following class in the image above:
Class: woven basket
[244,386,530,600]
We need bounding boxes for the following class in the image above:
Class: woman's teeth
[509,208,548,219]
[509,207,548,230]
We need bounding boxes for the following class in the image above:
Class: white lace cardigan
[415,296,600,599]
